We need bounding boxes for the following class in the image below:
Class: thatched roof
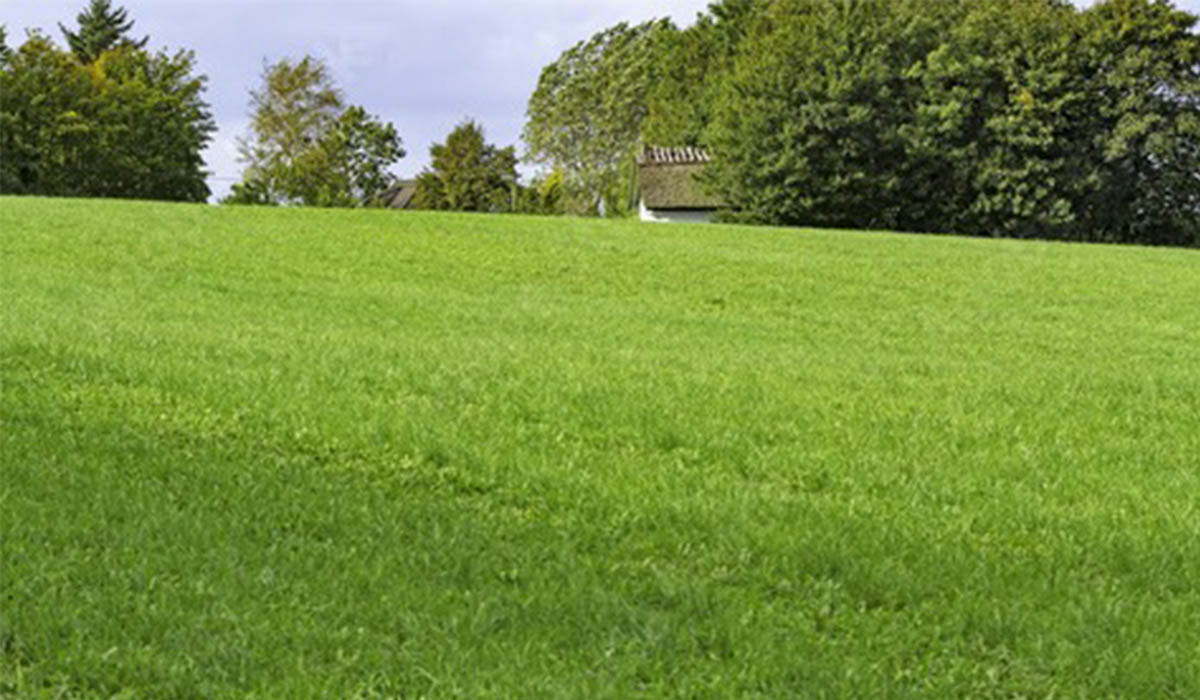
[641,146,712,165]
[379,179,418,209]
[638,146,722,211]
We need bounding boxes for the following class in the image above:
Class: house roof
[639,146,713,166]
[379,179,418,209]
[639,146,722,210]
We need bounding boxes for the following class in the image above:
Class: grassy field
[2,196,1200,697]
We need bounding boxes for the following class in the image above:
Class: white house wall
[639,199,714,224]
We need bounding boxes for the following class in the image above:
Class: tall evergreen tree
[0,25,11,69]
[642,0,765,148]
[59,0,147,64]
[413,119,519,213]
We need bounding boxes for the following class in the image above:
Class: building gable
[638,147,722,212]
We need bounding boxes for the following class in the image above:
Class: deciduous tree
[523,19,674,215]
[707,0,951,230]
[904,0,1087,238]
[228,55,405,207]
[705,0,1200,244]
[0,33,214,201]
[1076,0,1200,246]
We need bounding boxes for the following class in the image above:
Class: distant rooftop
[639,146,721,211]
[639,146,712,166]
[379,179,418,209]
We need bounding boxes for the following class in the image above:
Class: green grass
[3,196,1200,697]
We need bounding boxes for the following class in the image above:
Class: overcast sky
[4,0,1199,201]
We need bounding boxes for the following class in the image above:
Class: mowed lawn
[3,196,1200,697]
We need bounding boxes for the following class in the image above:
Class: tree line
[6,0,1199,244]
[1,1,546,213]
[229,55,558,214]
[524,0,1200,245]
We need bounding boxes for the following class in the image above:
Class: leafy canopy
[642,0,764,148]
[523,19,675,216]
[227,55,405,207]
[700,0,1200,245]
[0,32,215,201]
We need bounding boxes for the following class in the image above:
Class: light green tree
[228,55,405,207]
[523,19,674,216]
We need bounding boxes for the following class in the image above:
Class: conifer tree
[413,119,518,213]
[0,25,11,69]
[59,0,147,64]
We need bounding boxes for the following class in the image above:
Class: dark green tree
[1075,0,1200,246]
[523,19,675,215]
[0,34,214,201]
[223,178,276,206]
[0,25,12,69]
[642,0,765,147]
[228,55,404,207]
[319,105,407,207]
[90,45,217,201]
[904,0,1088,238]
[707,0,954,229]
[413,119,519,213]
[0,34,92,195]
[59,0,147,64]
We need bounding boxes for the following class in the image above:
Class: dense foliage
[705,0,953,231]
[0,26,11,68]
[703,0,1200,244]
[641,0,761,147]
[412,119,520,213]
[532,0,1200,244]
[227,56,405,207]
[0,32,215,202]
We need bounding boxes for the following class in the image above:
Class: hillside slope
[3,197,1200,696]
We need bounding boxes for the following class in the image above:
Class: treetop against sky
[3,0,713,199]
